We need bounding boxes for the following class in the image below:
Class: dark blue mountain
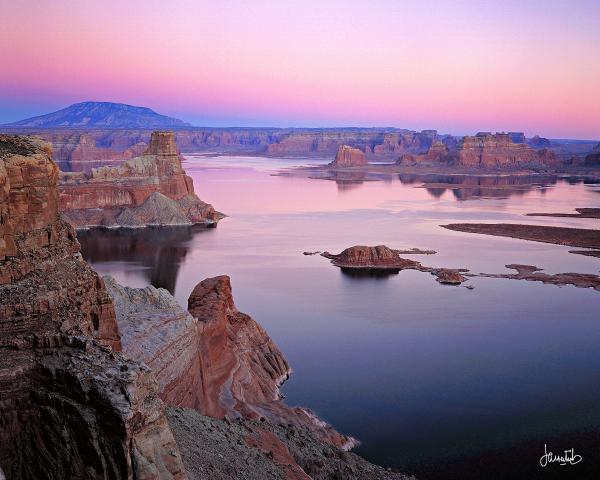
[7,101,190,128]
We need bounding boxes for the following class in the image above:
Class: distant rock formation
[0,134,186,479]
[585,143,600,166]
[457,133,558,168]
[527,135,551,148]
[329,145,367,167]
[373,130,439,156]
[508,132,526,144]
[107,274,355,450]
[6,101,190,128]
[59,131,223,228]
[398,140,453,166]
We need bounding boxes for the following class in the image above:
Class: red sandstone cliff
[106,274,355,451]
[59,131,223,228]
[0,135,186,479]
[329,145,367,167]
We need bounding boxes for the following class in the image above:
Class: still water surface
[80,156,600,479]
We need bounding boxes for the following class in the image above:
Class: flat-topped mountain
[6,101,190,128]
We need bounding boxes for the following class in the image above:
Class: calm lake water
[79,156,600,480]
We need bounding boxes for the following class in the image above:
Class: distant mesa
[329,145,368,167]
[5,101,190,128]
[398,132,558,169]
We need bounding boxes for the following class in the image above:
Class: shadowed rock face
[58,131,223,228]
[329,145,367,167]
[0,135,186,480]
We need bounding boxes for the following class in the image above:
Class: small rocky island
[321,245,468,285]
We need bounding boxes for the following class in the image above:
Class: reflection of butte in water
[78,225,215,293]
[397,173,559,200]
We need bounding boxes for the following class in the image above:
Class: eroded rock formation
[107,274,355,451]
[329,145,367,167]
[0,134,186,479]
[457,133,558,168]
[59,131,223,228]
[321,245,468,285]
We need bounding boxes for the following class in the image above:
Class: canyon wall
[0,134,186,479]
[0,127,582,171]
[59,131,223,228]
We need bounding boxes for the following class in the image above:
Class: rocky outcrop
[434,268,467,285]
[321,246,468,285]
[397,140,453,166]
[59,131,223,229]
[167,407,415,480]
[329,145,367,167]
[479,264,600,292]
[457,133,558,168]
[107,273,355,451]
[0,134,186,479]
[322,245,423,269]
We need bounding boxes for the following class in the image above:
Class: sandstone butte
[1,134,412,479]
[58,130,223,229]
[398,132,558,169]
[0,134,186,479]
[329,145,368,167]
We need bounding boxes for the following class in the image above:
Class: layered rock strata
[0,134,186,479]
[456,133,558,168]
[329,145,367,167]
[59,131,223,228]
[107,274,355,451]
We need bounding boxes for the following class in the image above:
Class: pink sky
[1,0,599,138]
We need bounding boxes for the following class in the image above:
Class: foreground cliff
[59,131,223,229]
[106,275,355,450]
[0,135,186,479]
